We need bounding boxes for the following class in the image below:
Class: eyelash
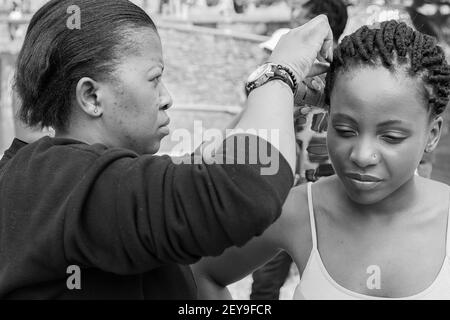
[380,135,407,144]
[334,127,357,137]
[150,75,162,85]
[334,127,407,144]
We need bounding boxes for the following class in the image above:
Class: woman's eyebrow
[331,113,357,124]
[376,120,406,128]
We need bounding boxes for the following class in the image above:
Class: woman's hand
[235,15,333,177]
[269,14,333,82]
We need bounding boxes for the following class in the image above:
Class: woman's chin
[143,143,160,155]
[126,139,161,155]
[146,138,166,155]
[342,182,387,205]
[347,193,383,205]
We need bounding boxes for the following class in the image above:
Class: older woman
[0,0,332,299]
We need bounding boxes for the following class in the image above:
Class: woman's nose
[349,139,379,168]
[159,82,173,110]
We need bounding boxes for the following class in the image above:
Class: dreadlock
[325,20,450,117]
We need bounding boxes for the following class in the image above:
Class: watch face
[247,63,273,83]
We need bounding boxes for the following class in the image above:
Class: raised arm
[232,15,334,175]
[62,139,292,274]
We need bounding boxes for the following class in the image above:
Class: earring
[372,153,378,160]
[425,146,432,153]
[93,105,99,114]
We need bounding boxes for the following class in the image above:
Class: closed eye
[380,134,407,144]
[334,126,357,137]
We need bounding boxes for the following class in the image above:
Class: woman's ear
[75,77,103,117]
[424,116,443,153]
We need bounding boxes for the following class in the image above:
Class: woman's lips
[159,125,170,136]
[346,173,382,182]
[345,172,383,191]
[159,119,170,136]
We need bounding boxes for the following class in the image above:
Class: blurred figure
[7,1,23,41]
[406,0,449,42]
[233,0,245,13]
[251,0,348,300]
[217,0,235,15]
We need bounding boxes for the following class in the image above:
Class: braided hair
[325,20,450,117]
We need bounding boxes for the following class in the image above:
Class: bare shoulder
[270,184,313,259]
[416,176,450,208]
[418,176,449,190]
[280,177,341,229]
[282,184,309,221]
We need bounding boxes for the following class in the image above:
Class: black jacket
[0,135,292,299]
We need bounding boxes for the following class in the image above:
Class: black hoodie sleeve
[62,134,293,274]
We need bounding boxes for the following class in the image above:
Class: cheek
[382,141,424,176]
[122,88,160,125]
[326,132,349,169]
[135,86,160,115]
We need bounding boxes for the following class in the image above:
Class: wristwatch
[245,63,297,96]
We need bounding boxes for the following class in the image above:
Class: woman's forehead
[118,27,162,58]
[112,30,164,76]
[330,67,428,121]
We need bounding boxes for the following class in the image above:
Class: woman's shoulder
[283,183,309,217]
[416,176,450,207]
[276,179,338,267]
[276,180,337,253]
[418,176,449,189]
[282,177,340,217]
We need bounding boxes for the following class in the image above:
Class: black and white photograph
[0,0,450,306]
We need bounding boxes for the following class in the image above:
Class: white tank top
[294,182,450,300]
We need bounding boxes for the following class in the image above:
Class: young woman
[193,20,450,300]
[0,0,333,299]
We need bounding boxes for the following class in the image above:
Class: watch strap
[277,65,298,93]
[245,64,297,96]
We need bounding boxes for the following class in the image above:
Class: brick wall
[156,24,269,153]
[159,23,267,106]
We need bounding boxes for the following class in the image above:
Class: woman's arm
[192,186,307,299]
[192,217,284,299]
[225,15,333,175]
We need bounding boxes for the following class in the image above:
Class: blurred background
[0,0,449,299]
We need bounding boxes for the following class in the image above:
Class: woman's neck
[54,123,114,148]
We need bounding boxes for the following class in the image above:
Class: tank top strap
[446,187,450,257]
[307,182,318,249]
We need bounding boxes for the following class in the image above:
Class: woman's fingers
[304,76,325,91]
[307,61,330,77]
[269,14,333,82]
